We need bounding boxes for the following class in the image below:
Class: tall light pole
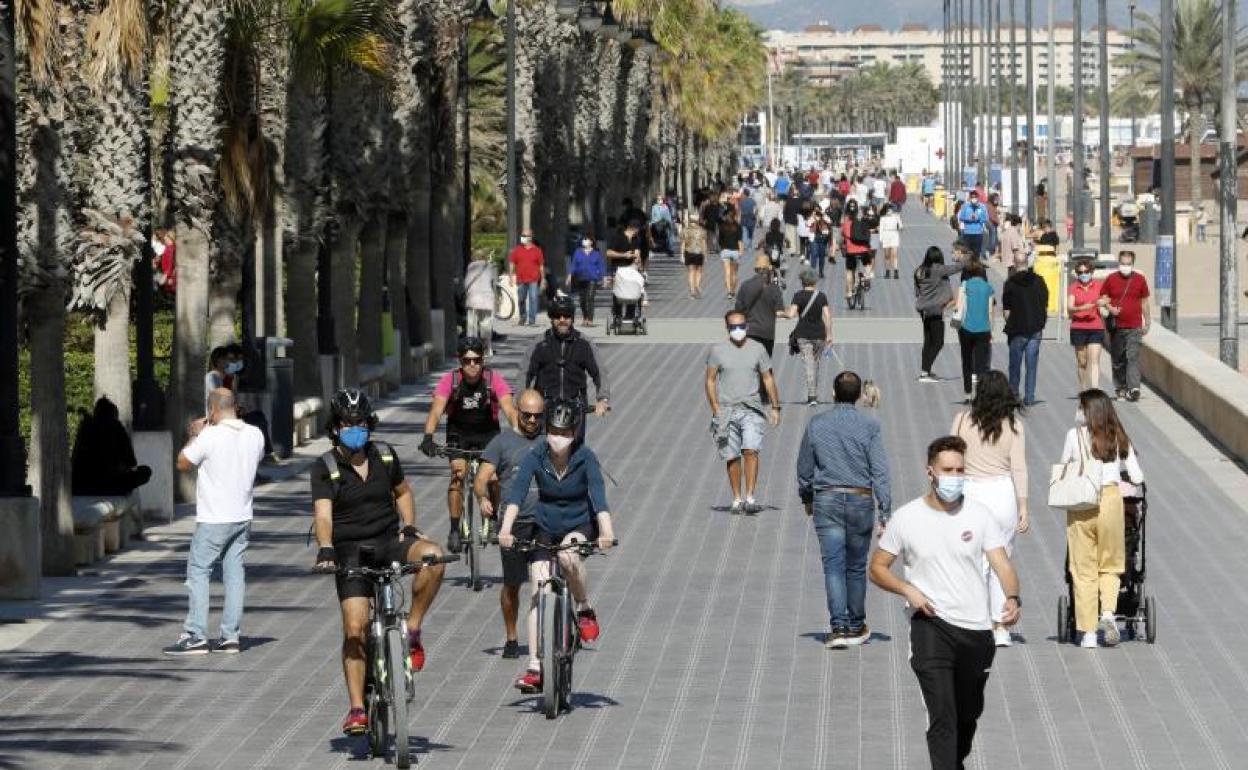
[979,0,988,185]
[504,0,518,252]
[1160,0,1177,330]
[1046,0,1057,225]
[1129,2,1137,156]
[1098,0,1110,254]
[1025,0,1035,221]
[1009,0,1019,214]
[1072,0,1085,249]
[1219,0,1238,367]
[993,0,1003,179]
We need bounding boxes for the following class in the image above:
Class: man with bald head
[164,388,266,655]
[473,388,545,658]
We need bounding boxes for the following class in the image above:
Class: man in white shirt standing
[164,388,266,655]
[869,435,1021,770]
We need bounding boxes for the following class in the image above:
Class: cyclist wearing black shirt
[520,295,611,424]
[312,388,446,737]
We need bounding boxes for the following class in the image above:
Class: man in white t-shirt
[870,435,1021,770]
[164,388,266,655]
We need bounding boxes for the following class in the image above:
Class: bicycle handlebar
[433,445,486,461]
[490,538,618,555]
[315,552,461,577]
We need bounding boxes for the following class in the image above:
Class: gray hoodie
[913,263,964,316]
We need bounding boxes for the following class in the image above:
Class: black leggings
[571,278,596,321]
[957,329,992,395]
[920,313,945,373]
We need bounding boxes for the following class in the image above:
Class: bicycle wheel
[541,586,560,719]
[495,286,515,321]
[385,627,411,768]
[466,495,482,592]
[365,681,385,758]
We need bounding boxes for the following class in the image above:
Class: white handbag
[1047,429,1102,512]
[949,285,967,330]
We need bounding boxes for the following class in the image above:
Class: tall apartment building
[766,22,1130,92]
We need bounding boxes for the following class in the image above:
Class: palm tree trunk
[357,213,385,367]
[285,240,321,397]
[331,218,363,386]
[431,58,463,354]
[93,289,132,421]
[1189,107,1203,224]
[385,212,414,380]
[28,287,75,574]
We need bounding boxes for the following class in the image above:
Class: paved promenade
[4,203,1248,769]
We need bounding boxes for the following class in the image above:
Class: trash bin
[1140,202,1158,244]
[262,337,294,459]
[934,186,947,217]
[1033,254,1062,315]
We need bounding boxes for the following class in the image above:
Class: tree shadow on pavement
[0,652,195,682]
[0,721,182,767]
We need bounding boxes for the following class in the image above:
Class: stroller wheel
[1145,595,1157,643]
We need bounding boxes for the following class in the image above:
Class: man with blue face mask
[311,388,447,737]
[870,435,1021,770]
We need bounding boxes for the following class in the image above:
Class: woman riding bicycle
[497,401,615,693]
[840,199,875,305]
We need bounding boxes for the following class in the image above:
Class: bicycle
[847,268,871,310]
[506,537,617,719]
[323,551,459,768]
[495,276,516,321]
[434,445,490,592]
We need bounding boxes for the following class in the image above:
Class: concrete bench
[71,494,141,566]
[292,397,324,446]
[359,363,387,399]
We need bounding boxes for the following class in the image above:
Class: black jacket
[1002,269,1050,336]
[521,329,610,403]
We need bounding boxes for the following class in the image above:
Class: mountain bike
[509,538,617,719]
[326,551,459,768]
[435,445,489,592]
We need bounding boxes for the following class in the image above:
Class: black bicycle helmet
[548,293,576,318]
[329,387,377,429]
[546,400,582,431]
[457,336,485,357]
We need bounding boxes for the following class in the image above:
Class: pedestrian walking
[797,371,891,649]
[508,228,546,326]
[998,214,1027,270]
[464,251,498,354]
[758,191,783,251]
[914,247,965,382]
[681,210,707,298]
[1058,389,1144,649]
[951,371,1030,647]
[921,172,937,212]
[808,207,832,278]
[718,209,745,297]
[705,310,781,514]
[1002,255,1049,406]
[878,203,903,279]
[888,172,907,213]
[738,187,758,249]
[164,388,266,655]
[785,270,832,406]
[870,435,1021,770]
[957,190,989,260]
[567,233,606,326]
[1196,205,1208,242]
[783,188,802,258]
[956,261,995,402]
[1067,259,1106,390]
[1099,251,1150,402]
[734,253,787,358]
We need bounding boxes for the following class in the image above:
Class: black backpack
[445,368,500,423]
[850,218,872,245]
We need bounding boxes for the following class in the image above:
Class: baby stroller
[607,296,646,335]
[1057,482,1156,644]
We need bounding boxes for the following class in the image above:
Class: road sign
[1156,235,1174,308]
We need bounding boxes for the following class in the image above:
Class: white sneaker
[1080,631,1099,649]
[1098,612,1121,647]
[993,627,1012,647]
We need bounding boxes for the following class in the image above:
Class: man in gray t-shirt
[474,389,544,659]
[705,311,781,514]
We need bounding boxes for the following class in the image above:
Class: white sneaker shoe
[1098,612,1120,647]
[993,627,1012,647]
[1080,631,1099,649]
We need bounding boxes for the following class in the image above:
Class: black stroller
[1057,483,1156,644]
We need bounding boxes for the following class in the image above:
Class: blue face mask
[339,426,370,451]
[226,361,243,375]
[934,475,966,503]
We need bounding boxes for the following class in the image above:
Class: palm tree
[1117,0,1248,213]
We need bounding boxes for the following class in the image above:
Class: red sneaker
[409,630,425,672]
[514,668,542,693]
[576,609,600,642]
[342,707,367,735]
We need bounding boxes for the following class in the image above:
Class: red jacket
[889,179,907,205]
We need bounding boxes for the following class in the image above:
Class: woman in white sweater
[877,203,903,279]
[1059,389,1144,649]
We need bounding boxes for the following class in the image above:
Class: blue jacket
[568,248,606,282]
[958,202,987,235]
[505,443,608,535]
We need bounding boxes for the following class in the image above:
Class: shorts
[713,406,766,461]
[529,521,597,564]
[1070,328,1105,347]
[501,520,535,586]
[720,249,741,263]
[684,252,705,267]
[333,534,416,601]
[446,430,498,452]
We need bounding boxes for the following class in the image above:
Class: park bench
[71,493,141,566]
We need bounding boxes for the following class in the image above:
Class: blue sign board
[1155,235,1174,308]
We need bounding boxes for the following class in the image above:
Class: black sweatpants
[909,614,996,770]
[957,329,991,395]
[920,313,945,374]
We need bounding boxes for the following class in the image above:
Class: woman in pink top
[1066,259,1106,390]
[951,370,1029,647]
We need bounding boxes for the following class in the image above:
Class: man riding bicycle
[520,294,610,426]
[312,388,447,736]
[497,401,615,693]
[420,337,518,552]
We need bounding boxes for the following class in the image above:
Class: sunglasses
[460,356,483,365]
[550,313,573,320]
[728,323,748,331]
[519,410,544,421]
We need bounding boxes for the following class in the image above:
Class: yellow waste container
[934,188,947,217]
[906,174,920,193]
[1033,254,1061,315]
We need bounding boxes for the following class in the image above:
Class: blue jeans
[1007,332,1042,405]
[184,520,251,642]
[809,238,828,277]
[812,492,876,629]
[518,281,540,325]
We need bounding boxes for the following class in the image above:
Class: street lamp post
[504,0,518,253]
[1009,0,1019,214]
[1072,0,1085,249]
[1160,0,1177,330]
[1025,0,1035,221]
[1129,2,1137,156]
[1098,0,1110,255]
[1046,0,1056,224]
[1218,0,1238,367]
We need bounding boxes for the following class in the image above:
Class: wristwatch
[1007,594,1022,607]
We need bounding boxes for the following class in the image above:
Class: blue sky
[727,0,1248,32]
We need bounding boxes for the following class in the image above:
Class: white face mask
[582,239,593,249]
[547,434,573,453]
[520,235,532,245]
[728,328,748,342]
[1118,264,1134,276]
[1075,409,1087,426]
